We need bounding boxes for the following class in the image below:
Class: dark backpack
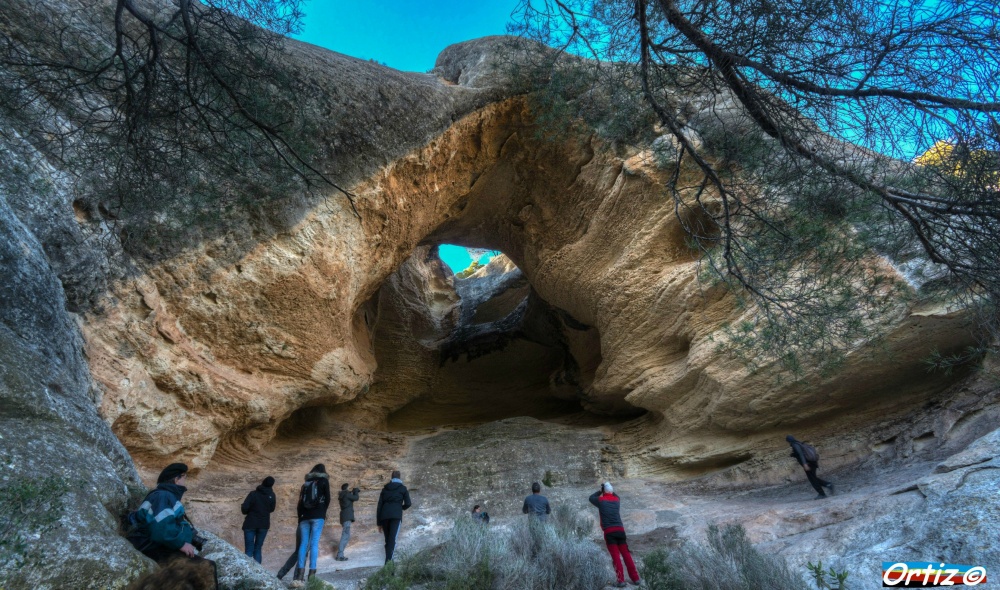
[800,442,819,463]
[122,491,156,553]
[301,480,322,510]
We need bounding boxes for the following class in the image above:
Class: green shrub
[363,558,428,590]
[363,514,606,590]
[641,524,808,590]
[305,576,339,590]
[640,548,685,589]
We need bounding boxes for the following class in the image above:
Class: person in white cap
[589,482,640,587]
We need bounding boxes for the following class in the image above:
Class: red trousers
[605,532,639,583]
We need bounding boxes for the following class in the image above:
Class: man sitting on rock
[129,463,217,587]
[133,463,198,563]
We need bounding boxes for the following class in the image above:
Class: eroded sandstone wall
[80,41,978,481]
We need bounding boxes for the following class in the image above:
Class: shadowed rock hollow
[1,3,998,588]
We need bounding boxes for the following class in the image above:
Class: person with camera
[335,482,360,561]
[130,463,217,588]
[589,482,640,588]
[132,463,200,563]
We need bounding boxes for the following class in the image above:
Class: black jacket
[376,481,411,524]
[297,472,331,521]
[339,488,360,524]
[788,440,816,467]
[241,484,277,530]
[589,491,625,534]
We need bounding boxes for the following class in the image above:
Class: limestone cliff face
[74,36,977,480]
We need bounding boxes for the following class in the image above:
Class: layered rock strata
[75,36,977,482]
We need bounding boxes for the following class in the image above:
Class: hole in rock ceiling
[317,243,646,433]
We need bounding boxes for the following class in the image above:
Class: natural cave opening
[325,244,645,432]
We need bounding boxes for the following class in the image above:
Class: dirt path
[187,415,980,590]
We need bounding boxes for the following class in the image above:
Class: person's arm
[402,487,412,511]
[241,492,252,515]
[545,499,551,515]
[522,498,529,514]
[589,491,601,507]
[376,491,384,527]
[348,489,359,502]
[148,512,194,550]
[297,489,305,520]
[267,491,276,513]
[792,443,809,469]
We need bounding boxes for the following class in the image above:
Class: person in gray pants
[336,483,360,561]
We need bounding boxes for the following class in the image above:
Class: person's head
[311,464,326,474]
[531,482,541,494]
[157,463,188,485]
[391,470,401,480]
[602,481,614,494]
[472,504,481,513]
[262,476,275,488]
[341,483,349,491]
[785,435,796,443]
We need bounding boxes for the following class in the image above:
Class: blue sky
[295,0,522,72]
[437,244,493,274]
[296,1,514,273]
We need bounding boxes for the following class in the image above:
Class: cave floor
[186,416,948,590]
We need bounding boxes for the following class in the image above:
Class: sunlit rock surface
[0,3,996,588]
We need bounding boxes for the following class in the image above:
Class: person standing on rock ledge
[376,470,412,564]
[522,482,551,521]
[336,482,360,561]
[589,482,641,588]
[787,435,834,499]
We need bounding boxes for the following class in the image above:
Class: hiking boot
[308,569,317,579]
[614,582,628,588]
[826,482,835,495]
[335,556,348,561]
[630,580,642,587]
[815,493,828,499]
[288,581,304,589]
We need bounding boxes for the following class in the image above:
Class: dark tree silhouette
[0,0,356,259]
[510,0,1000,371]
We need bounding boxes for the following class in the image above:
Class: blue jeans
[243,528,268,563]
[298,518,324,569]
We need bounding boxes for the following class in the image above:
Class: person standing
[589,482,640,588]
[275,526,302,581]
[294,464,330,583]
[336,483,360,561]
[522,482,551,521]
[240,476,276,564]
[376,470,412,564]
[786,435,834,499]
